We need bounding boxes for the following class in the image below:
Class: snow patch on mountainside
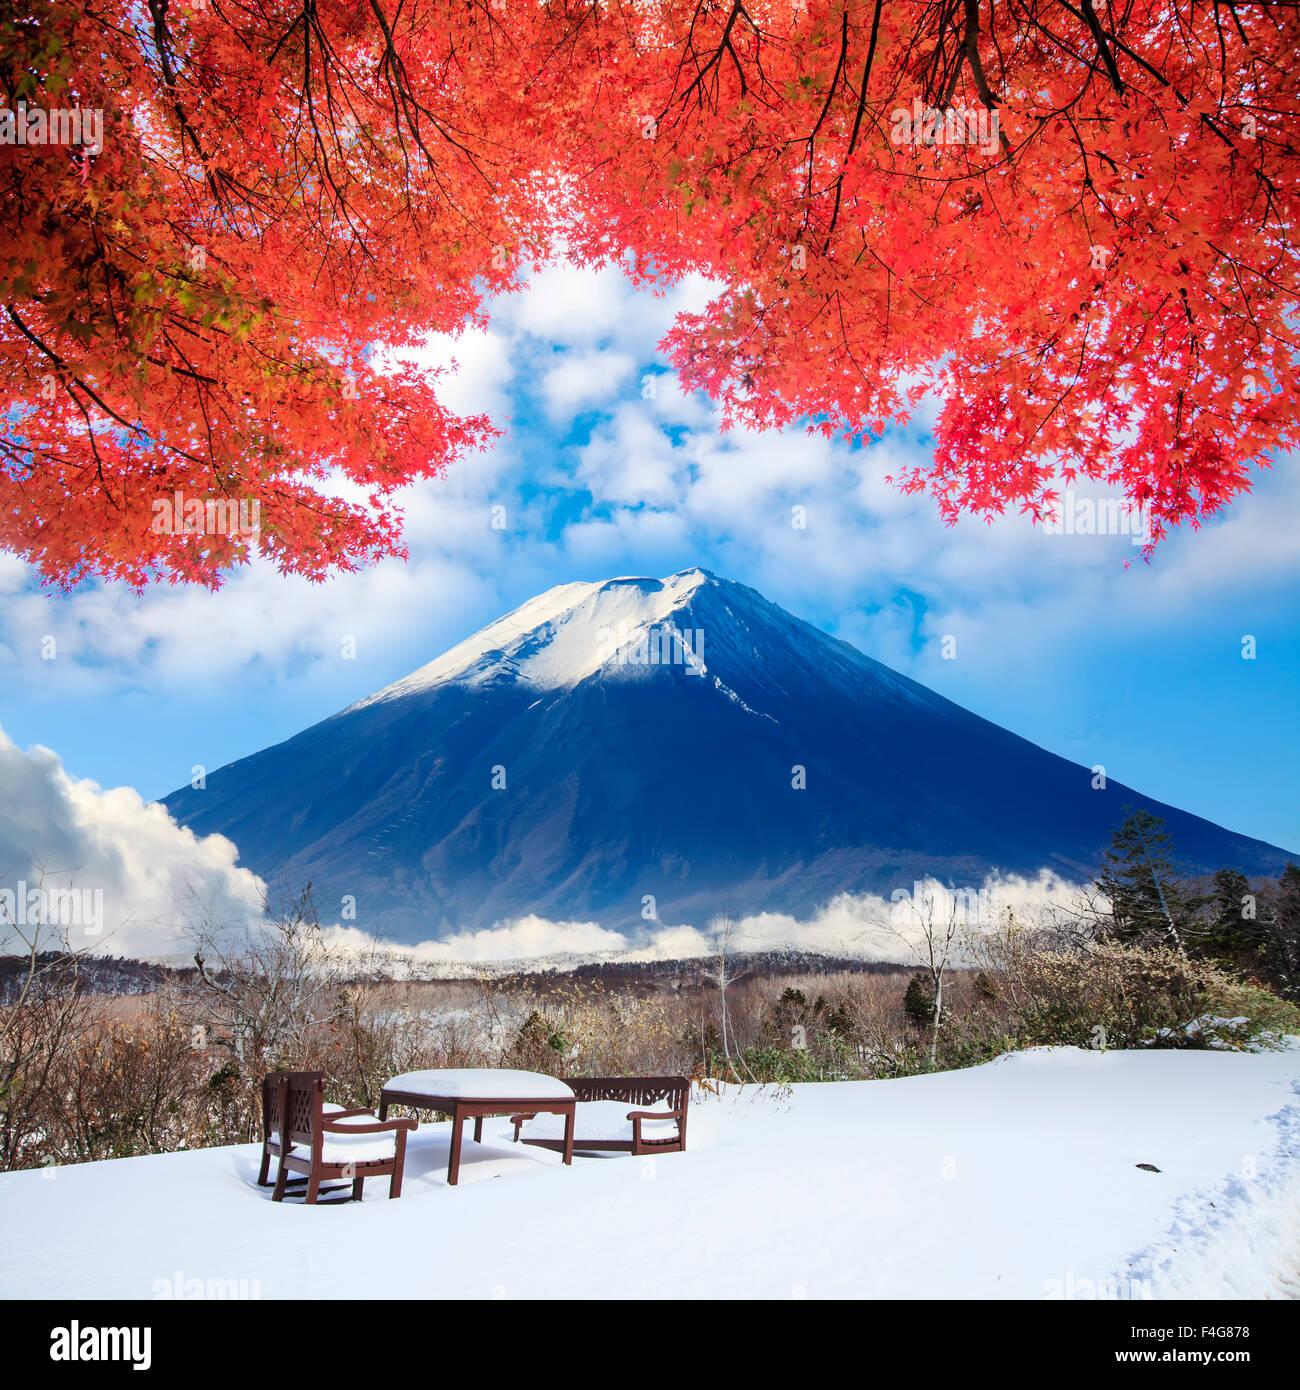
[709,671,779,721]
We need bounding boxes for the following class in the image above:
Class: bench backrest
[564,1076,689,1110]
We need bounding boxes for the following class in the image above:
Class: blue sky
[2,260,1298,860]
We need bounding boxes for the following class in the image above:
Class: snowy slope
[2,1048,1298,1300]
[162,570,1296,942]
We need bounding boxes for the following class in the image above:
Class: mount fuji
[163,569,1295,942]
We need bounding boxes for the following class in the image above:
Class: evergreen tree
[903,975,933,1029]
[1260,864,1300,1000]
[1095,809,1194,955]
[1195,868,1262,968]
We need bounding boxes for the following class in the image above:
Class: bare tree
[180,884,347,1071]
[885,881,962,1068]
[0,868,101,1170]
[714,912,736,1077]
[706,910,768,1086]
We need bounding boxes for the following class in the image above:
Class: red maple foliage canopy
[2,0,1296,586]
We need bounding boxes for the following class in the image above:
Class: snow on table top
[382,1069,575,1100]
[5,1046,1300,1300]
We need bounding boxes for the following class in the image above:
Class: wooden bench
[511,1076,689,1156]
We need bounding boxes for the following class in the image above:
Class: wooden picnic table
[378,1069,576,1186]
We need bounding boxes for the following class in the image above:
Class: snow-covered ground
[2,1047,1298,1300]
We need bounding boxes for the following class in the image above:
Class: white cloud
[0,726,266,957]
[322,914,628,968]
[0,549,499,695]
[502,261,635,346]
[575,403,686,507]
[316,871,1079,971]
[561,509,692,570]
[702,870,1077,962]
[541,349,636,420]
[494,260,717,351]
[688,423,837,518]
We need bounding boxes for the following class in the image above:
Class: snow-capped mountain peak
[349,568,716,708]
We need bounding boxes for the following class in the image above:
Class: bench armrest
[321,1115,418,1135]
[508,1112,536,1141]
[630,1112,683,1145]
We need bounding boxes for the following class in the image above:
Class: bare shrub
[0,887,102,1170]
[974,922,1300,1050]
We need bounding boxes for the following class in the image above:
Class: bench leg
[473,1115,483,1144]
[305,1171,322,1204]
[562,1106,575,1166]
[352,1175,364,1202]
[271,1159,289,1203]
